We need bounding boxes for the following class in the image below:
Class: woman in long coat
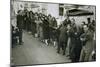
[42,16,50,45]
[38,22,43,41]
[31,13,36,36]
[49,17,57,45]
[57,22,68,55]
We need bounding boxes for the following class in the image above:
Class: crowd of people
[11,9,96,63]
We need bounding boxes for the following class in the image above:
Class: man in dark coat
[67,19,82,62]
[79,25,94,62]
[23,9,28,30]
[69,23,82,62]
[12,25,16,48]
[16,10,24,45]
[57,22,68,55]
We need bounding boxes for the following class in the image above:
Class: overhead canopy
[67,9,94,16]
[31,4,40,8]
[24,3,40,8]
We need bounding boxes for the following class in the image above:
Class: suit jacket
[80,30,94,53]
[59,26,68,43]
[17,15,24,29]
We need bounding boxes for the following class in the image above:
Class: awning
[31,4,40,8]
[67,9,94,16]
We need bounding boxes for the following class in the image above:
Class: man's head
[71,18,75,24]
[17,10,21,15]
[81,21,86,27]
[83,24,88,32]
[66,16,69,20]
[48,14,52,19]
[87,17,91,24]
